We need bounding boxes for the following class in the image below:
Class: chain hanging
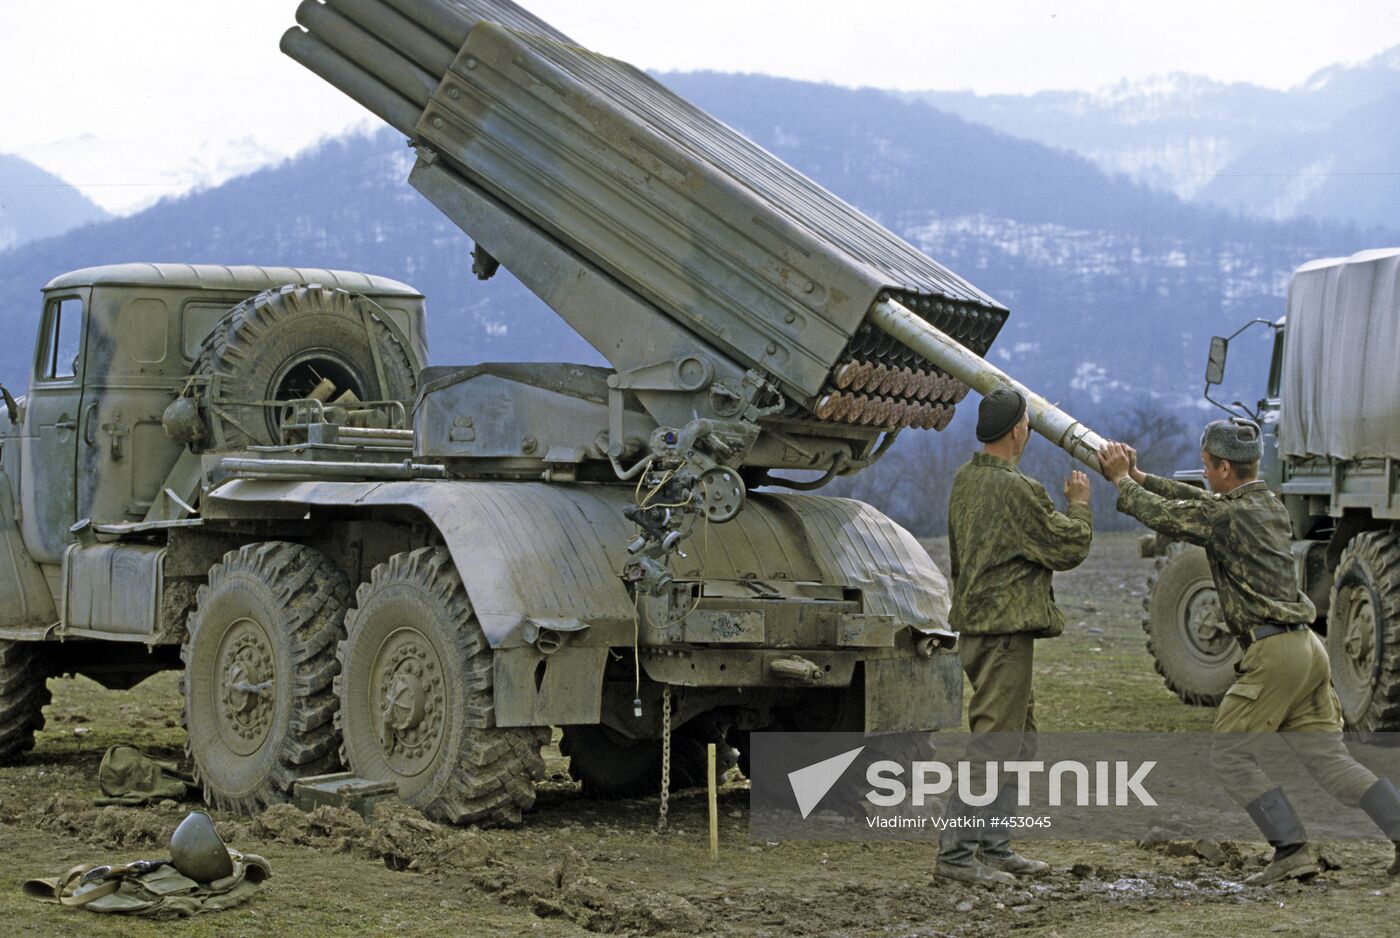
[657,684,672,832]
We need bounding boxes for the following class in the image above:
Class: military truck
[0,0,1109,826]
[1143,248,1400,732]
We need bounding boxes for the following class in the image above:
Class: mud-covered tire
[196,283,421,451]
[0,641,50,764]
[336,547,547,828]
[1144,544,1239,706]
[1327,530,1400,732]
[183,542,350,814]
[560,720,735,798]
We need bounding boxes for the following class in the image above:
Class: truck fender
[0,468,58,629]
[206,479,950,648]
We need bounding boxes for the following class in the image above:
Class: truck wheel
[195,283,421,451]
[183,542,350,813]
[1327,531,1400,732]
[1144,545,1239,706]
[560,719,734,798]
[0,641,50,764]
[335,547,547,827]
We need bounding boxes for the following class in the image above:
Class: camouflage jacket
[1116,475,1315,637]
[947,452,1093,638]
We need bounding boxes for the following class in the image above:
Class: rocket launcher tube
[325,0,458,76]
[867,299,1107,470]
[381,0,475,48]
[295,1,439,109]
[280,27,422,135]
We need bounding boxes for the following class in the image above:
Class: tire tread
[336,547,547,828]
[182,541,350,814]
[1328,529,1400,732]
[0,641,49,764]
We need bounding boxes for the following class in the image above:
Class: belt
[1239,622,1308,649]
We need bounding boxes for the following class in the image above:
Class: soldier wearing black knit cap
[935,387,1093,885]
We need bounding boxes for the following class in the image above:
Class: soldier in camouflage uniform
[1101,421,1400,884]
[935,388,1093,886]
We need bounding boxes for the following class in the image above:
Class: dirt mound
[550,876,705,935]
[90,805,179,848]
[117,702,168,724]
[236,800,703,934]
[35,793,189,849]
[1136,831,1246,869]
[245,803,369,852]
[236,800,497,876]
[367,800,494,874]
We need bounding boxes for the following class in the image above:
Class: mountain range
[0,72,1389,431]
[912,46,1400,231]
[0,154,109,252]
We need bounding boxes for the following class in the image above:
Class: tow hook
[769,655,823,683]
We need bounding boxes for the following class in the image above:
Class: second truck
[1144,248,1400,734]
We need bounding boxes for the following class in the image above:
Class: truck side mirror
[0,383,18,425]
[1205,337,1228,386]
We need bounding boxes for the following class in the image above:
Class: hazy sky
[5,0,1399,213]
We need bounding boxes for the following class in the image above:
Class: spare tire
[195,284,422,451]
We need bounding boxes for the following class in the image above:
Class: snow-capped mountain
[911,46,1400,229]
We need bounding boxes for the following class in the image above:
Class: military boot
[977,785,1049,877]
[935,796,1015,886]
[1358,778,1400,875]
[1243,787,1318,886]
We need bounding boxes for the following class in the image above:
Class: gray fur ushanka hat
[1201,418,1263,463]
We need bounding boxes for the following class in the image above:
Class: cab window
[39,297,84,381]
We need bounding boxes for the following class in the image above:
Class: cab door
[20,290,89,565]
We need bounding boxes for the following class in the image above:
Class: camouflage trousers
[1211,628,1377,806]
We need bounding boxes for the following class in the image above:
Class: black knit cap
[976,387,1027,443]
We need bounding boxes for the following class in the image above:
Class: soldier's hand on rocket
[1098,442,1133,484]
[1123,444,1147,484]
[1064,470,1091,507]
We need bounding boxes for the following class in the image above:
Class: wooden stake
[707,742,719,862]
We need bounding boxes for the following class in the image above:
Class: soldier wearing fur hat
[935,387,1093,885]
[1100,420,1400,885]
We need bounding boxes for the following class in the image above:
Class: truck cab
[1,264,427,633]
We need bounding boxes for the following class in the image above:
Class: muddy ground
[3,533,1398,937]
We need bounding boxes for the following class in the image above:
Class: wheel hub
[215,618,276,756]
[1183,588,1232,660]
[1341,592,1377,685]
[373,628,446,777]
[386,670,428,732]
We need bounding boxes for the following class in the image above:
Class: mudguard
[0,468,58,630]
[206,479,949,648]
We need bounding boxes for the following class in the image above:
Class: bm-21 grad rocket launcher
[281,0,1105,598]
[0,0,1115,827]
